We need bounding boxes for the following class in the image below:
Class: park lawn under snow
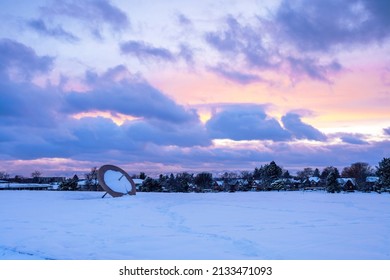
[0,190,389,260]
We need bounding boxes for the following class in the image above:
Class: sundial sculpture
[97,165,136,198]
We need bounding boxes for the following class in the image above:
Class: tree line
[1,158,389,193]
[138,158,390,193]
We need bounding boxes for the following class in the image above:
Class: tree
[297,167,314,180]
[321,166,340,180]
[0,171,10,180]
[85,167,101,191]
[139,172,147,180]
[194,172,213,192]
[342,162,373,191]
[253,166,265,180]
[59,176,78,191]
[264,161,282,183]
[175,172,193,192]
[158,174,169,192]
[313,168,320,178]
[31,170,42,183]
[326,171,341,193]
[377,158,390,187]
[141,177,162,192]
[282,170,291,179]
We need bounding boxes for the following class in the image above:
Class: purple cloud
[275,0,390,52]
[27,19,79,42]
[64,67,198,124]
[0,39,53,80]
[41,0,129,38]
[120,40,175,62]
[281,113,327,141]
[384,127,390,135]
[208,64,265,84]
[205,15,276,69]
[177,13,192,26]
[287,56,342,82]
[124,119,210,147]
[339,134,369,145]
[206,105,291,141]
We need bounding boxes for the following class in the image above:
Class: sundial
[97,165,136,198]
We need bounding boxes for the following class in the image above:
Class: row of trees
[139,158,390,193]
[2,158,390,193]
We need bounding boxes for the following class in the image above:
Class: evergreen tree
[59,177,78,191]
[377,158,390,187]
[194,172,213,192]
[313,168,320,178]
[265,161,282,181]
[282,170,291,178]
[139,172,146,180]
[321,166,340,180]
[175,172,193,192]
[141,177,162,192]
[326,171,341,193]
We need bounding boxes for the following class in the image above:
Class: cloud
[0,41,209,161]
[205,15,277,69]
[120,40,175,62]
[338,134,369,145]
[41,0,129,38]
[178,44,195,65]
[124,119,210,147]
[384,127,390,135]
[281,113,327,141]
[208,64,265,84]
[177,13,192,26]
[0,38,53,81]
[27,19,79,42]
[204,14,344,84]
[287,56,342,82]
[64,66,198,124]
[206,105,291,141]
[275,0,390,52]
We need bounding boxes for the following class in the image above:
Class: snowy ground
[0,191,389,260]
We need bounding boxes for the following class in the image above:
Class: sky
[0,0,389,177]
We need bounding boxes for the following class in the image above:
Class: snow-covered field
[0,191,389,260]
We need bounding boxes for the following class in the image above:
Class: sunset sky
[0,0,389,177]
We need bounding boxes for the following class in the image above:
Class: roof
[308,177,321,183]
[337,178,356,186]
[132,178,144,185]
[366,176,379,183]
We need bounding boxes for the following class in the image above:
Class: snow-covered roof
[337,178,356,185]
[366,176,379,183]
[215,180,224,186]
[308,176,321,183]
[132,178,144,185]
[0,183,51,189]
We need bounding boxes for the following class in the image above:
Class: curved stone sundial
[97,165,136,198]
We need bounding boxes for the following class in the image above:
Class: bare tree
[0,171,10,180]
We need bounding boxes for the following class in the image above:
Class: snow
[0,191,389,260]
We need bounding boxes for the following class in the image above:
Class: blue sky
[0,0,389,176]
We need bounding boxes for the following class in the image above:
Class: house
[251,180,266,191]
[366,176,380,191]
[302,177,323,190]
[337,178,356,192]
[0,183,51,191]
[132,178,144,191]
[213,180,224,192]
